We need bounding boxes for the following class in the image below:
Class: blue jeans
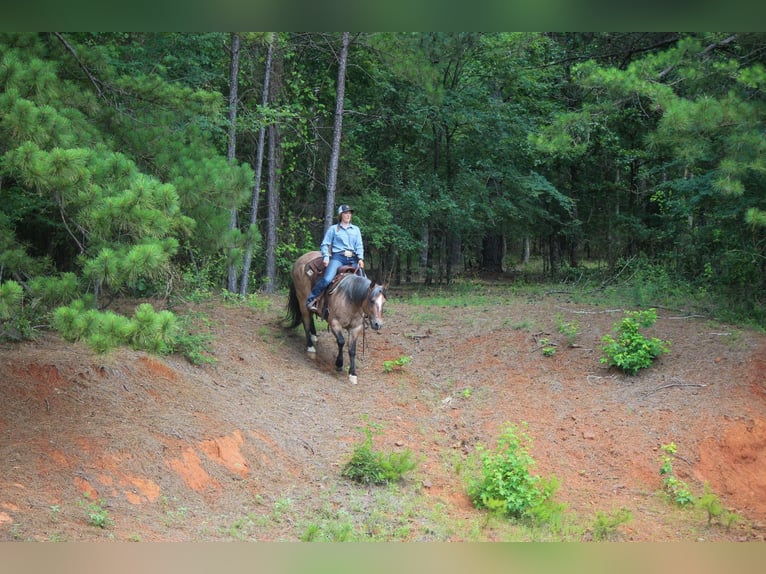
[307,253,357,302]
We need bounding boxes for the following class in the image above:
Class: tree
[226,32,242,293]
[239,34,273,295]
[262,41,284,294]
[323,32,350,231]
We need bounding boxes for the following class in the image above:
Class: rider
[306,204,365,312]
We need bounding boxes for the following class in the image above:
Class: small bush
[659,443,694,507]
[600,308,670,375]
[696,484,740,529]
[79,495,113,529]
[342,421,416,485]
[383,355,411,373]
[467,424,563,524]
[591,507,633,541]
[556,314,580,347]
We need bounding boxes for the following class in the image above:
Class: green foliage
[0,279,23,320]
[27,273,80,307]
[657,444,742,529]
[658,443,694,507]
[52,299,179,355]
[600,308,670,375]
[2,33,766,329]
[383,355,412,373]
[468,424,564,524]
[696,484,740,529]
[172,313,217,366]
[342,420,417,485]
[556,314,580,346]
[539,337,556,357]
[79,494,113,529]
[591,507,633,541]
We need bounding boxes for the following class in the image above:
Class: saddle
[303,256,359,318]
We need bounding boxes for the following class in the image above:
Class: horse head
[367,283,387,331]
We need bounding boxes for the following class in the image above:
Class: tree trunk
[263,122,280,293]
[226,33,241,293]
[420,225,431,284]
[482,234,506,272]
[324,32,350,231]
[240,36,273,295]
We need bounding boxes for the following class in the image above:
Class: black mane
[335,273,372,304]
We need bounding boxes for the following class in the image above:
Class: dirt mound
[1,291,765,541]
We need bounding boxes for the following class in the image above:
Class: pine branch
[52,32,104,98]
[658,34,738,79]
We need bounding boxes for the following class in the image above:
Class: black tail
[285,280,302,328]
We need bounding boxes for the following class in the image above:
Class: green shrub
[696,484,740,529]
[591,507,633,541]
[342,421,416,485]
[383,355,411,373]
[556,314,580,347]
[600,308,670,375]
[659,443,694,507]
[27,273,80,307]
[79,494,113,529]
[468,424,563,524]
[0,280,24,320]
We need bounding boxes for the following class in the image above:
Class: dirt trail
[1,290,765,541]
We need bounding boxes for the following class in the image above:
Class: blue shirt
[320,222,364,261]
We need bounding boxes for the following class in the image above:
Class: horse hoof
[348,375,358,385]
[307,346,316,355]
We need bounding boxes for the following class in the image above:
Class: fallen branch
[555,306,624,315]
[641,382,707,397]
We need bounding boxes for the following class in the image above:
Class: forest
[1,32,765,351]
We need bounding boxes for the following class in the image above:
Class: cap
[337,204,353,215]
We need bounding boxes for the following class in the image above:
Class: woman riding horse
[287,250,386,385]
[305,204,364,312]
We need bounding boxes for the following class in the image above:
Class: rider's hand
[358,260,364,269]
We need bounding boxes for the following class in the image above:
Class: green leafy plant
[556,315,580,347]
[0,279,35,341]
[659,443,694,507]
[600,308,670,375]
[52,299,216,364]
[342,420,417,485]
[79,494,113,529]
[696,484,740,529]
[383,355,412,373]
[467,424,563,524]
[591,507,633,541]
[539,337,557,357]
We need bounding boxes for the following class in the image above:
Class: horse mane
[335,273,372,304]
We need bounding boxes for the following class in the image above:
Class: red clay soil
[1,287,765,541]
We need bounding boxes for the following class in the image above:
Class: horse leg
[304,310,317,354]
[333,329,345,372]
[346,325,362,385]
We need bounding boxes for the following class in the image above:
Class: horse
[286,250,387,384]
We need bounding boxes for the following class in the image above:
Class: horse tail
[285,280,302,328]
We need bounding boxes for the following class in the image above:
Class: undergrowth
[600,308,670,375]
[467,424,565,526]
[342,420,417,486]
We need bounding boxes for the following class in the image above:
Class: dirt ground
[1,282,765,542]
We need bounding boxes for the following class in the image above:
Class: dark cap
[337,204,353,215]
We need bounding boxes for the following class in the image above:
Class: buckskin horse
[286,251,387,384]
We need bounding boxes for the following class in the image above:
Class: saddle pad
[304,256,326,278]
